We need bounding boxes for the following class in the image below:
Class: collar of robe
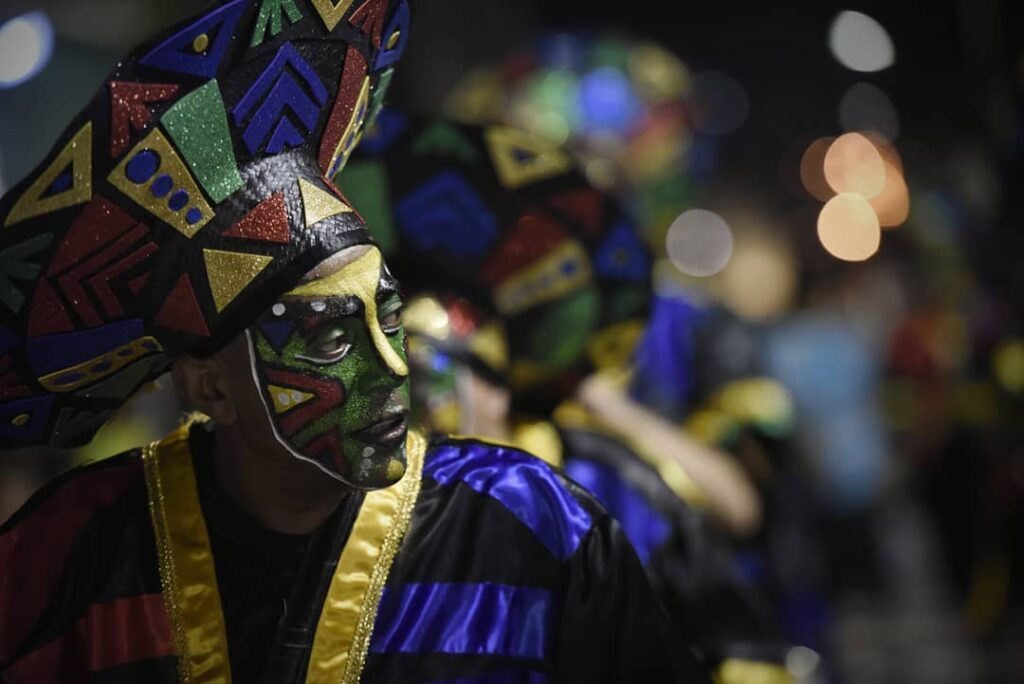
[141,415,425,683]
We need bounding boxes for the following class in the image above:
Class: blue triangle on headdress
[139,0,247,78]
[594,220,649,282]
[41,168,73,198]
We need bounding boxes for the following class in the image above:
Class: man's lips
[350,411,409,445]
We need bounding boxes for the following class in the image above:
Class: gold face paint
[287,247,408,377]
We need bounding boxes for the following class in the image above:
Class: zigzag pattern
[394,171,498,258]
[0,234,54,314]
[232,42,329,155]
[33,197,157,332]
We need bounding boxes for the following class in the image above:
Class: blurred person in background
[0,3,695,682]
[442,28,832,673]
[343,111,800,683]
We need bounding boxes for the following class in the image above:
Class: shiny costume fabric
[0,424,697,683]
[0,0,415,448]
[558,422,794,679]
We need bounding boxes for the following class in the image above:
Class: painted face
[246,246,410,489]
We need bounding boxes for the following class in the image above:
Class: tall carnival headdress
[0,0,417,447]
[341,111,651,413]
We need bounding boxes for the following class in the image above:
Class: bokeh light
[839,82,900,140]
[824,132,886,198]
[579,66,641,134]
[689,70,750,136]
[0,11,55,89]
[447,32,706,248]
[828,10,895,73]
[818,192,882,261]
[870,156,910,228]
[786,646,822,679]
[800,136,837,201]
[627,43,690,102]
[666,209,734,277]
[717,228,797,321]
[993,339,1024,395]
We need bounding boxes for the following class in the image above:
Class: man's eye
[380,307,403,334]
[297,328,351,364]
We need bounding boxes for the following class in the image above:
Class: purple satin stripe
[370,583,556,660]
[425,442,592,560]
[564,459,671,566]
[425,671,548,684]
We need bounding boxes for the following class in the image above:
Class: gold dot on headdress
[11,413,30,427]
[192,33,210,53]
[386,30,401,50]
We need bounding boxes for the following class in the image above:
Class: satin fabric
[558,424,793,681]
[371,583,556,659]
[143,419,427,684]
[424,441,591,560]
[306,430,426,684]
[564,459,671,565]
[3,428,696,683]
[142,418,232,683]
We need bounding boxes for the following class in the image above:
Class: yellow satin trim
[449,426,564,470]
[306,429,426,684]
[714,658,794,684]
[288,247,408,377]
[143,416,232,684]
[553,400,708,509]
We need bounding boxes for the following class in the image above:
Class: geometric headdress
[341,111,651,413]
[0,0,416,447]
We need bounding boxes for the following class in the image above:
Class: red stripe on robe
[4,594,173,681]
[0,459,144,667]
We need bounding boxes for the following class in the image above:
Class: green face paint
[247,247,411,489]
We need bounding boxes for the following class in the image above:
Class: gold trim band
[143,418,232,684]
[306,430,426,684]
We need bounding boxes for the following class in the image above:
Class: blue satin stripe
[425,442,592,560]
[425,671,548,684]
[564,459,670,566]
[370,582,557,660]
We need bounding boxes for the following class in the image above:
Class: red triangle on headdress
[480,213,568,286]
[155,273,211,337]
[26,279,75,337]
[222,193,290,244]
[108,81,180,158]
[349,0,387,49]
[48,197,137,276]
[547,189,605,237]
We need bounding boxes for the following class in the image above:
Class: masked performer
[0,4,696,682]
[341,112,795,683]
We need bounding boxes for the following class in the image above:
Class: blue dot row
[125,149,203,225]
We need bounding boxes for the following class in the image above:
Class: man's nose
[356,352,406,395]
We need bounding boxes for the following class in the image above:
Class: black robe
[1,420,702,683]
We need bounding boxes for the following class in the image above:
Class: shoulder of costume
[559,424,695,518]
[422,435,610,561]
[0,449,145,537]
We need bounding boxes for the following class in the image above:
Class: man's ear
[171,355,238,425]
